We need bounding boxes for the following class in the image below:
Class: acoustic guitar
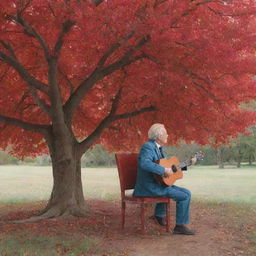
[154,152,204,187]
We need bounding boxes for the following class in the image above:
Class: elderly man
[133,123,196,235]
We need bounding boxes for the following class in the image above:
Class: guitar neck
[170,152,203,171]
[178,160,191,169]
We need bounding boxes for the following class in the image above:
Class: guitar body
[154,152,204,187]
[155,156,183,187]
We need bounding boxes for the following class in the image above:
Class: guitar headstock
[193,151,205,161]
[184,151,204,166]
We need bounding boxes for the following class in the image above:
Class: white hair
[148,123,165,140]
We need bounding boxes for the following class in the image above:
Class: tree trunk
[237,158,241,168]
[38,129,87,218]
[40,158,86,218]
[217,147,224,169]
[236,149,242,168]
[248,155,252,165]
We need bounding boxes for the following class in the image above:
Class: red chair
[115,153,171,233]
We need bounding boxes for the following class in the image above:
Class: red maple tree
[0,0,256,219]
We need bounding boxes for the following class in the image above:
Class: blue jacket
[133,140,167,197]
[133,140,187,197]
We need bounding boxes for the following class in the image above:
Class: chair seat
[123,195,170,203]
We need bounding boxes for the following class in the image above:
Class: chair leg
[166,200,171,232]
[140,203,145,234]
[121,201,125,229]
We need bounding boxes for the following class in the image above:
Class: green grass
[0,165,255,204]
[0,233,99,256]
[178,165,256,203]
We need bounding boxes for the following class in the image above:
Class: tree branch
[193,81,222,103]
[208,6,256,17]
[102,53,147,77]
[0,114,49,134]
[123,35,151,59]
[0,66,11,84]
[153,0,168,9]
[97,31,135,67]
[0,40,17,59]
[111,105,157,121]
[176,61,211,85]
[78,102,156,156]
[108,86,123,116]
[0,49,51,116]
[0,50,49,94]
[16,0,33,15]
[64,35,150,121]
[54,20,76,57]
[77,87,123,154]
[92,0,104,6]
[142,53,161,64]
[58,67,75,95]
[29,87,51,116]
[9,15,70,119]
[170,0,216,28]
[13,90,30,112]
[63,68,102,122]
[10,14,51,61]
[99,36,150,78]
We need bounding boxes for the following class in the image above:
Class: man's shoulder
[141,140,156,150]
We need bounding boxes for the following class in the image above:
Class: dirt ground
[0,200,255,256]
[92,200,254,256]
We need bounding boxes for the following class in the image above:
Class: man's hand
[163,168,173,177]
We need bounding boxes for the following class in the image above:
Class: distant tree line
[0,145,116,167]
[0,127,255,168]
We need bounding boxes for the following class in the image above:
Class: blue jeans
[154,185,191,225]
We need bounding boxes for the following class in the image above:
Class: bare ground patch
[0,200,255,256]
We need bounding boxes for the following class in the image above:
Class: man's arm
[138,144,165,176]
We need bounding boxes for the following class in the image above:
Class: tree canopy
[0,0,256,157]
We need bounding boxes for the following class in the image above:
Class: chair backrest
[115,153,138,195]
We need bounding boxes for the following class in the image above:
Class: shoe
[173,225,196,235]
[153,216,166,226]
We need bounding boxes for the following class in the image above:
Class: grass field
[0,165,255,204]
